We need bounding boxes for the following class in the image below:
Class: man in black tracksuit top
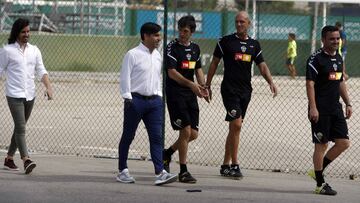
[163,15,208,183]
[306,25,352,196]
[206,11,278,179]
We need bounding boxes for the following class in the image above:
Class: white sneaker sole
[154,175,177,186]
[3,166,20,171]
[116,177,135,183]
[25,162,36,174]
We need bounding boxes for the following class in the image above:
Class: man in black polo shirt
[306,25,351,196]
[205,11,277,179]
[163,15,208,183]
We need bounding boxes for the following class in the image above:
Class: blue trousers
[118,94,164,174]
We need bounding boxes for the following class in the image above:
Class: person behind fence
[117,22,177,185]
[334,22,347,62]
[162,15,209,184]
[285,32,297,79]
[0,18,53,174]
[334,21,349,80]
[205,11,278,179]
[306,25,351,196]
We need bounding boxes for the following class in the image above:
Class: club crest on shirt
[241,46,247,53]
[333,63,338,71]
[186,53,192,61]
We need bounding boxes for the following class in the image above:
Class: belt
[131,92,158,100]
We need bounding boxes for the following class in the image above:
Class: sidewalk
[0,153,359,203]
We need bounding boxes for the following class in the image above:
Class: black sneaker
[24,159,36,174]
[220,165,233,176]
[163,150,171,173]
[179,171,197,183]
[230,165,243,179]
[4,158,19,171]
[315,183,337,196]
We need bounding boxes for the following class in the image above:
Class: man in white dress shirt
[0,18,53,174]
[116,22,177,185]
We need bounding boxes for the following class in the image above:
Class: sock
[231,164,239,168]
[180,164,187,174]
[315,170,325,187]
[322,156,332,171]
[165,147,175,157]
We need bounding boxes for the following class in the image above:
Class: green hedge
[1,33,358,76]
[0,33,138,72]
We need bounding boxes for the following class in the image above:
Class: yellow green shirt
[287,40,297,58]
[338,38,343,56]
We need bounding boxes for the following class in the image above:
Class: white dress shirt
[120,42,162,99]
[0,42,48,101]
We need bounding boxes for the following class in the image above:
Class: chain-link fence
[1,0,359,178]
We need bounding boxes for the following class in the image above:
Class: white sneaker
[154,169,177,186]
[116,168,135,183]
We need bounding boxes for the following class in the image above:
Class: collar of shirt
[234,33,249,40]
[323,49,337,57]
[14,41,28,52]
[139,42,155,54]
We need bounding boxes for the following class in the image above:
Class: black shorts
[286,57,295,65]
[167,94,199,131]
[221,91,251,122]
[311,112,349,143]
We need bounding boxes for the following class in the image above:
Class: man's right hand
[308,107,319,123]
[191,83,208,98]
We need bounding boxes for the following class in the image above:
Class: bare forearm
[168,69,194,88]
[41,74,53,99]
[206,57,220,86]
[195,69,206,86]
[258,62,274,85]
[306,81,316,108]
[340,81,350,105]
[41,74,52,89]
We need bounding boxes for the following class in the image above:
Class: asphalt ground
[1,75,359,177]
[0,152,359,203]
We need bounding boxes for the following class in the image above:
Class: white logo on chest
[241,46,247,53]
[333,63,338,71]
[186,53,192,61]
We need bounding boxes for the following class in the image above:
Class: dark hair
[8,18,30,44]
[289,33,296,40]
[140,22,161,40]
[335,21,342,28]
[321,25,339,39]
[178,15,196,33]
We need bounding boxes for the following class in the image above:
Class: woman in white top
[0,18,53,174]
